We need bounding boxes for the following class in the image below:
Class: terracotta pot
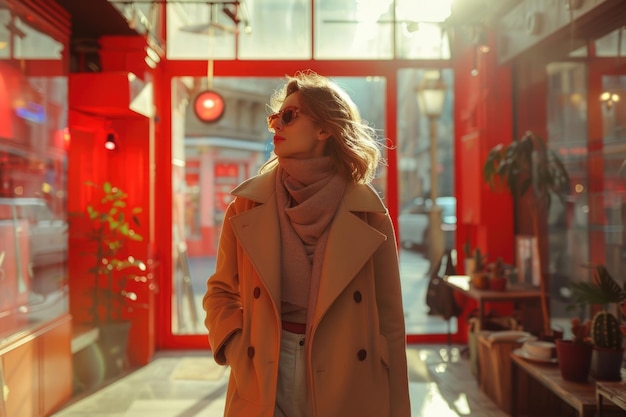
[489,277,507,291]
[590,346,624,381]
[555,339,593,382]
[470,272,489,289]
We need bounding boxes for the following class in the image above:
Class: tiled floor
[52,344,507,417]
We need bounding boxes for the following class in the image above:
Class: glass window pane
[544,62,589,323]
[595,28,626,57]
[600,75,626,285]
[397,68,455,335]
[9,17,64,59]
[314,0,394,59]
[165,0,454,60]
[395,0,451,59]
[166,3,236,60]
[0,66,68,339]
[396,22,450,60]
[239,0,311,59]
[0,9,9,59]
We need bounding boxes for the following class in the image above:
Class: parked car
[0,197,68,267]
[398,196,456,253]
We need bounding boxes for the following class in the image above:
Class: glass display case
[0,197,68,342]
[0,2,69,345]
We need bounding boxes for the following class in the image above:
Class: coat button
[247,346,255,358]
[357,349,367,361]
[353,291,362,303]
[253,287,261,298]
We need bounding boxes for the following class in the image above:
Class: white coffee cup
[522,341,555,360]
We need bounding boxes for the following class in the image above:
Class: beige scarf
[276,156,347,312]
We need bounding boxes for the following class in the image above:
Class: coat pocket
[223,330,242,365]
[378,334,390,369]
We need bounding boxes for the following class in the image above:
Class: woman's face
[268,92,329,159]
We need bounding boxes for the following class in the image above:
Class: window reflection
[595,27,626,57]
[165,0,451,60]
[0,14,67,339]
[0,9,8,59]
[545,62,589,320]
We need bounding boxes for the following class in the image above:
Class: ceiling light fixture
[600,91,620,108]
[193,90,225,123]
[105,131,118,151]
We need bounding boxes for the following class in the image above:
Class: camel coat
[203,169,410,417]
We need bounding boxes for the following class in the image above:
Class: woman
[203,70,410,417]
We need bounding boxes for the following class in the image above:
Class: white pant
[274,329,311,417]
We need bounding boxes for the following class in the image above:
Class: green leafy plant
[73,181,149,325]
[483,131,570,336]
[483,131,570,205]
[569,265,626,349]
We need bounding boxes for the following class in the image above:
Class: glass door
[171,75,392,336]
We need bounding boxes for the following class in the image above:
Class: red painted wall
[454,31,515,270]
[452,30,517,337]
[67,36,158,366]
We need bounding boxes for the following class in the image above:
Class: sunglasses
[267,106,303,132]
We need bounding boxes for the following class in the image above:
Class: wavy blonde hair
[259,70,383,184]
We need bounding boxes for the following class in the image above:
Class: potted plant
[488,257,507,291]
[72,181,150,378]
[469,247,489,289]
[555,316,593,382]
[463,238,478,274]
[483,131,570,336]
[568,264,626,381]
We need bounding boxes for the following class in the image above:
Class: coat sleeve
[202,200,244,365]
[372,211,411,417]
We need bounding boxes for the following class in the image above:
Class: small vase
[555,339,593,382]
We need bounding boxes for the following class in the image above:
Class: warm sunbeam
[397,0,453,23]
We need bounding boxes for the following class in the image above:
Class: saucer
[513,348,558,364]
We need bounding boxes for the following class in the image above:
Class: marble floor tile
[53,345,502,417]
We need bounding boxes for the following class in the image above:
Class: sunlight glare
[355,0,393,40]
[453,393,471,414]
[397,0,453,23]
[433,363,448,374]
[411,382,464,417]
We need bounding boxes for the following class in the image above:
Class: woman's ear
[317,127,331,142]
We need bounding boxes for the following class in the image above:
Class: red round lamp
[193,90,225,123]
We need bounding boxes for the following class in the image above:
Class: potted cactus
[568,265,626,381]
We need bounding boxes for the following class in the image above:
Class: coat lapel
[229,173,390,325]
[230,171,282,308]
[312,185,388,326]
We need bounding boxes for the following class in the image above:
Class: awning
[69,71,154,118]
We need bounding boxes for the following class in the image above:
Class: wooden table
[510,352,619,417]
[442,275,544,330]
[597,380,626,416]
